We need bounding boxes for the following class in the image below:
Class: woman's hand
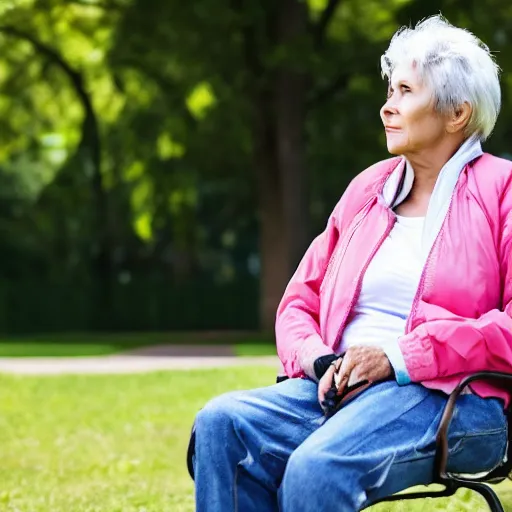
[335,346,392,397]
[317,357,342,412]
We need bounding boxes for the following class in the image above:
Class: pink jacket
[275,153,512,405]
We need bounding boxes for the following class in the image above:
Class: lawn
[0,332,277,357]
[0,367,510,511]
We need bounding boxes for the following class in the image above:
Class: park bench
[187,371,512,512]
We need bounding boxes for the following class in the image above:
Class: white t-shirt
[339,215,424,356]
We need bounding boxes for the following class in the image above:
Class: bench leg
[187,423,196,480]
[455,481,504,512]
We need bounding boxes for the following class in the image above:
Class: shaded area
[1,1,511,334]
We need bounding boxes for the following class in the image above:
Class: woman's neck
[405,135,466,195]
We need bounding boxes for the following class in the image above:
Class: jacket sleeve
[398,209,512,382]
[274,159,398,380]
[275,201,342,380]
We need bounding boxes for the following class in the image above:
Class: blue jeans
[193,378,507,512]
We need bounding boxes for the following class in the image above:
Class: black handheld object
[321,378,370,416]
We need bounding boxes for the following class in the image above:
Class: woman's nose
[380,100,398,122]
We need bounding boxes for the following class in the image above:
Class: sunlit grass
[0,367,277,511]
[0,367,509,511]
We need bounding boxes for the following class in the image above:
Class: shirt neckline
[395,214,425,226]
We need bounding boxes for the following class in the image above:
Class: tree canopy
[0,0,511,332]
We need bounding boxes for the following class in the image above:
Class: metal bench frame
[187,371,512,511]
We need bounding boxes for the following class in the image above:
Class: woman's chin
[386,143,404,156]
[388,144,403,155]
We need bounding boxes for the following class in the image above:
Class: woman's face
[380,64,449,156]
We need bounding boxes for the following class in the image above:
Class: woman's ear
[446,102,472,134]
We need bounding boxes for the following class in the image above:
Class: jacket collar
[381,135,483,256]
[382,135,483,208]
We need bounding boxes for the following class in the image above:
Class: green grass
[0,342,122,357]
[0,332,276,357]
[233,342,277,357]
[0,367,510,511]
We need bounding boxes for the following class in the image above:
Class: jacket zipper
[405,198,454,334]
[324,200,372,285]
[335,209,395,346]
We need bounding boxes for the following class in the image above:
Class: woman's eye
[400,85,411,93]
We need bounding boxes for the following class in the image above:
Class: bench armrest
[435,371,512,483]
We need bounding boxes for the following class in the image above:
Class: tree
[110,0,410,328]
[1,0,512,333]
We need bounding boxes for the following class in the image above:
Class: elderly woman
[191,15,512,512]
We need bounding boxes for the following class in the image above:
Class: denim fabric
[193,378,507,512]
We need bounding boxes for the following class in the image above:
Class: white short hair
[381,15,501,141]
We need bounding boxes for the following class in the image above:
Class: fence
[0,275,260,334]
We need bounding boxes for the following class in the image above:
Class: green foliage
[1,0,512,330]
[0,276,259,333]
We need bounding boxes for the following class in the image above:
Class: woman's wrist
[314,354,340,380]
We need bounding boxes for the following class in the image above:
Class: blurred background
[3,2,512,510]
[0,0,510,339]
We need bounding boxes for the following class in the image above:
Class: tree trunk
[256,96,289,331]
[275,1,310,272]
[257,0,309,331]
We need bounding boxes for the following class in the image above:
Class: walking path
[0,345,280,375]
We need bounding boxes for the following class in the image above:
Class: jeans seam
[233,463,239,512]
[393,428,508,467]
[393,438,465,466]
[459,427,507,438]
